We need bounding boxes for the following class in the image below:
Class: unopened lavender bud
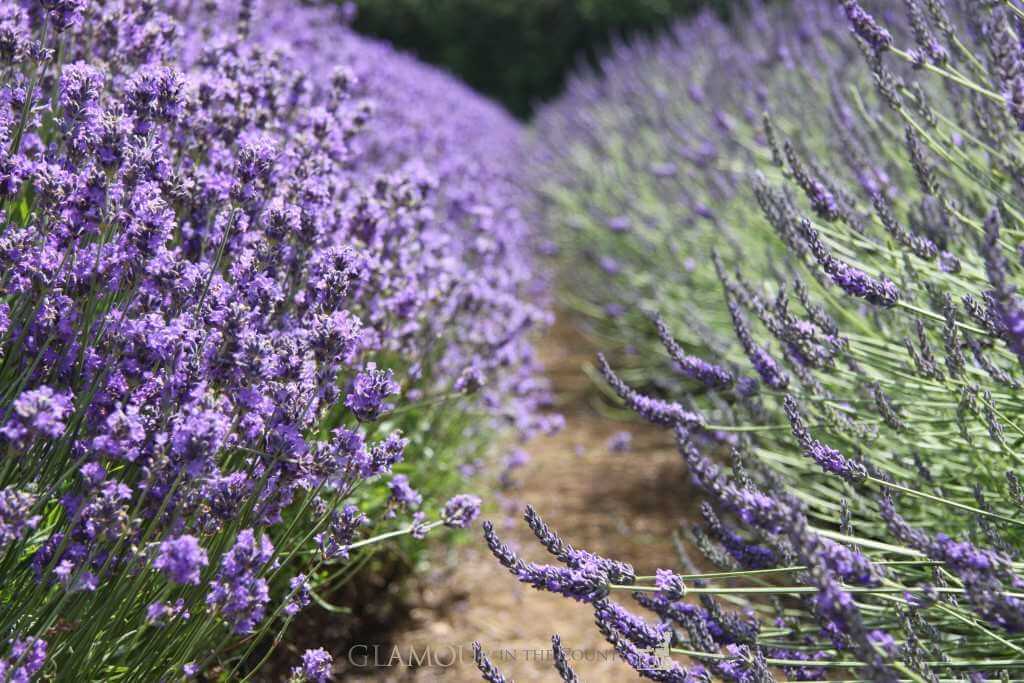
[785,142,840,222]
[841,0,893,52]
[982,391,1008,450]
[1007,472,1024,509]
[870,383,904,432]
[472,642,508,683]
[551,635,579,682]
[761,111,785,167]
[942,295,965,379]
[904,125,939,197]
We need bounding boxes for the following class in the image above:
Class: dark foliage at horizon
[349,0,734,118]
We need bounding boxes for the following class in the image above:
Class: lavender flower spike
[524,505,637,584]
[653,314,734,388]
[482,520,525,574]
[292,648,333,683]
[597,354,705,428]
[472,642,508,683]
[153,535,208,586]
[783,396,867,483]
[726,301,790,390]
[551,635,580,682]
[841,0,894,52]
[344,363,400,422]
[483,520,610,603]
[596,614,700,682]
[594,598,671,649]
[797,219,900,307]
[981,206,1024,368]
[442,494,482,528]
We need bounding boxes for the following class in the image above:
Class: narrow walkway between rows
[360,319,702,681]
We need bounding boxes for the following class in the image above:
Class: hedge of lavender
[0,0,554,679]
[482,1,1024,681]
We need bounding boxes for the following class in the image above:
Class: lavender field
[3,0,1024,681]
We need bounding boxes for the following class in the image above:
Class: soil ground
[333,320,703,681]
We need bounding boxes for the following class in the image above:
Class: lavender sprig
[597,354,705,428]
[653,314,734,388]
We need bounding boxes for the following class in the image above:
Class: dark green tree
[351,0,732,118]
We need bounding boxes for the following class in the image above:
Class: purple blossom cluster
[292,647,333,683]
[207,529,275,635]
[154,535,208,586]
[0,0,551,676]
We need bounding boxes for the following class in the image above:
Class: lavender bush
[0,0,553,678]
[493,0,1024,680]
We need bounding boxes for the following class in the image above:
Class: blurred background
[348,0,734,118]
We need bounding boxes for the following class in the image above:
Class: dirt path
[333,320,703,681]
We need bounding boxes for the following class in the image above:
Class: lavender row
[0,0,555,679]
[489,1,1024,680]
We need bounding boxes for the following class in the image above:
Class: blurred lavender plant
[0,0,554,678]
[505,0,1024,680]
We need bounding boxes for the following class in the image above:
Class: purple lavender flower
[125,65,185,134]
[797,220,899,307]
[607,430,632,453]
[454,363,486,394]
[368,431,408,476]
[726,301,790,390]
[154,535,208,586]
[206,529,274,634]
[317,505,369,560]
[345,363,400,422]
[284,574,311,617]
[654,314,734,388]
[387,475,422,513]
[2,386,73,441]
[785,142,840,222]
[840,0,893,52]
[292,647,333,683]
[594,599,671,649]
[58,62,103,155]
[482,520,609,603]
[0,637,47,682]
[523,505,636,584]
[0,488,39,550]
[410,511,430,540]
[551,635,579,682]
[472,642,507,683]
[731,487,791,535]
[700,503,777,570]
[596,614,700,682]
[598,354,705,428]
[783,396,867,483]
[442,494,481,528]
[39,0,83,31]
[146,599,189,626]
[516,561,610,603]
[91,404,146,462]
[655,568,686,600]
